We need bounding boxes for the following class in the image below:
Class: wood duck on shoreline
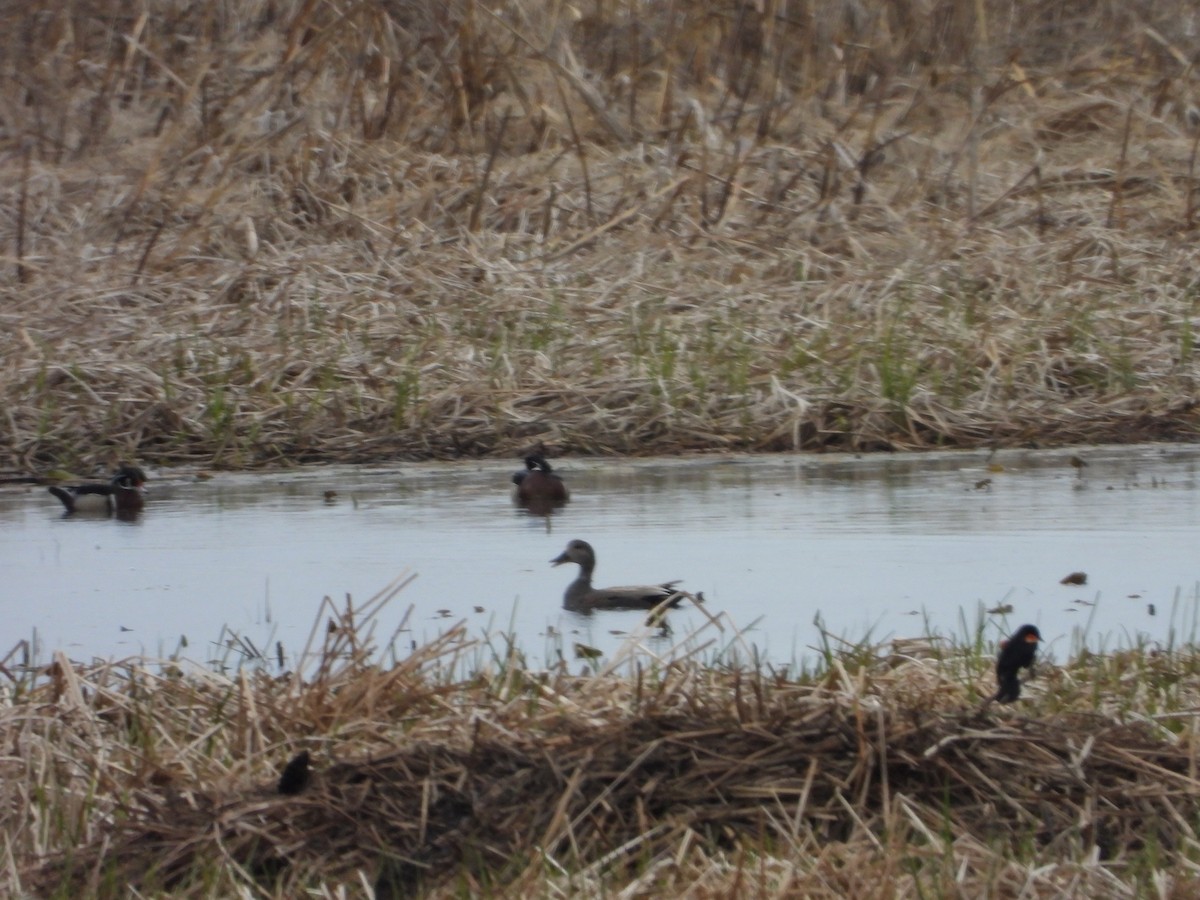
[513,454,569,511]
[49,465,148,516]
[550,539,681,612]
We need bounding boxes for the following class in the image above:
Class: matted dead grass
[3,0,1200,471]
[7,587,1200,898]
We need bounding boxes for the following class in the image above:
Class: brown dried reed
[3,0,1200,472]
[9,584,1200,897]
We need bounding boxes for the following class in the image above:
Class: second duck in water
[551,538,681,612]
[513,454,569,512]
[48,464,148,516]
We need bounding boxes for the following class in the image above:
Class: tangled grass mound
[11,588,1200,897]
[52,700,1200,897]
[3,0,1200,471]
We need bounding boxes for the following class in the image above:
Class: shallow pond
[3,445,1200,671]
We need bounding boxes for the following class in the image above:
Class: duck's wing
[582,581,683,611]
[49,483,113,513]
[541,475,568,501]
[48,486,74,511]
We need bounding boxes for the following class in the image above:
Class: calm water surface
[3,445,1200,669]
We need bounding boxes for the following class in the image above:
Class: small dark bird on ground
[994,624,1041,703]
[48,464,148,516]
[513,454,568,512]
[551,538,682,612]
[277,750,311,795]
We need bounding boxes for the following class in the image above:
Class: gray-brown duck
[551,539,681,612]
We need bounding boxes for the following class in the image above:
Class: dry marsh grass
[3,0,1200,471]
[7,588,1200,897]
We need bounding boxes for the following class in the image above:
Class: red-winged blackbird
[277,750,311,795]
[995,624,1041,703]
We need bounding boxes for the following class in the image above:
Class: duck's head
[525,454,553,473]
[112,465,148,493]
[551,539,594,568]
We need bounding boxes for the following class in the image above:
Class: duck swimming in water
[513,454,568,512]
[48,464,147,516]
[550,539,681,612]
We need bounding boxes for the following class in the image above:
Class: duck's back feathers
[49,484,113,514]
[564,580,682,612]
